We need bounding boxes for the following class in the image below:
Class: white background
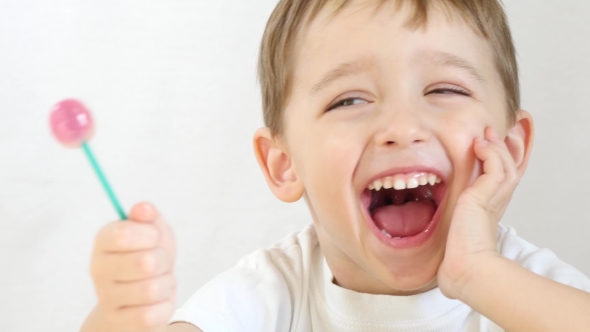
[0,0,588,331]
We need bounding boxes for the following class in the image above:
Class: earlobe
[504,110,534,176]
[253,127,304,202]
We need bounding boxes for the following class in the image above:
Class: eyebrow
[429,51,485,84]
[310,58,375,96]
[309,52,484,96]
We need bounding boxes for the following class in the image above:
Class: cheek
[438,111,487,186]
[306,131,362,195]
[293,126,366,227]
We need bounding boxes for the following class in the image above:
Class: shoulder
[237,224,318,276]
[171,224,318,332]
[497,224,590,292]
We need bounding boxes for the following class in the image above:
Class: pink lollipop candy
[49,98,126,219]
[50,99,94,148]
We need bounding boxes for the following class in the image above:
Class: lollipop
[50,99,126,220]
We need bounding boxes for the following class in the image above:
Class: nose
[374,105,430,148]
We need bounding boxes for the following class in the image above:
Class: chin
[372,254,442,294]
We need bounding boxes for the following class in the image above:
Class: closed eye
[427,87,471,96]
[327,97,369,111]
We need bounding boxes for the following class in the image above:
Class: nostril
[386,141,395,145]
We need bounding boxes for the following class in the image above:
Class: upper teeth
[368,173,442,191]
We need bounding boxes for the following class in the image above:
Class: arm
[437,125,590,331]
[462,255,590,331]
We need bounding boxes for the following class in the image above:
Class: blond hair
[258,0,519,135]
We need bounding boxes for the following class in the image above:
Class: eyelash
[327,97,367,111]
[427,87,471,96]
[327,87,470,111]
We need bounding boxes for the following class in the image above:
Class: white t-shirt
[171,224,590,331]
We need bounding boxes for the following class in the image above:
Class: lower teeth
[380,229,392,238]
[380,229,405,240]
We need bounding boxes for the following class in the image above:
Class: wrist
[455,252,505,304]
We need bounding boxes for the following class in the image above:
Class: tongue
[373,201,436,238]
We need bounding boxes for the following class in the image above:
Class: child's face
[280,1,511,294]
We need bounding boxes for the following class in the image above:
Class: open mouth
[361,172,446,241]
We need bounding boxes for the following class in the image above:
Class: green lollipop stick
[82,142,127,220]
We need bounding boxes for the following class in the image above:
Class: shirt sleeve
[170,250,294,332]
[498,224,590,292]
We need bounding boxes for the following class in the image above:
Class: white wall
[0,1,588,330]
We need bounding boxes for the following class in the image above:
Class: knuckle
[136,306,160,329]
[138,252,157,276]
[492,172,505,185]
[112,223,131,248]
[90,256,107,280]
[144,281,161,302]
[160,275,176,299]
[170,275,177,294]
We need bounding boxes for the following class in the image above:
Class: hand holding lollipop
[49,99,126,219]
[51,99,178,331]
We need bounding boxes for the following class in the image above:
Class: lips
[360,170,447,248]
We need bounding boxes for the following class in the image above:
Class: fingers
[128,202,177,267]
[461,127,520,214]
[88,202,177,331]
[92,247,172,282]
[100,299,175,332]
[95,220,159,253]
[99,273,176,308]
[485,127,518,182]
[128,202,172,243]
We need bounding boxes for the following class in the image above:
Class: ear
[504,110,534,177]
[253,127,304,202]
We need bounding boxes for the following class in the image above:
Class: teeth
[418,175,427,186]
[383,178,393,189]
[381,229,392,238]
[393,179,406,190]
[393,236,403,240]
[368,173,442,191]
[374,179,383,191]
[427,174,437,185]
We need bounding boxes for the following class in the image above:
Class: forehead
[290,0,497,95]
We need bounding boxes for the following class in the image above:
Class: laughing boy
[81,0,590,331]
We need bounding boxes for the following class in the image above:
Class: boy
[81,0,590,331]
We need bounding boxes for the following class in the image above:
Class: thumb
[127,202,177,262]
[128,201,160,224]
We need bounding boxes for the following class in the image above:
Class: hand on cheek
[437,127,520,301]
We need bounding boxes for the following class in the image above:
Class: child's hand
[81,202,177,332]
[437,127,519,301]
